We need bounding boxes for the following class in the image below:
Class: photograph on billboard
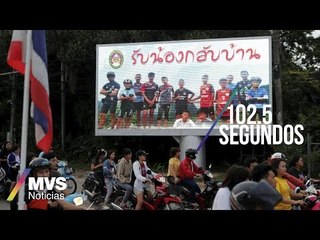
[96,36,272,136]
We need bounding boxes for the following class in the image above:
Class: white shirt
[212,187,231,210]
[173,119,197,128]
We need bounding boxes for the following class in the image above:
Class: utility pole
[61,62,65,153]
[9,74,16,143]
[272,30,283,126]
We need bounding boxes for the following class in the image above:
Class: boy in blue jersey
[246,77,269,121]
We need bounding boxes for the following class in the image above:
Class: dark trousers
[180,178,201,201]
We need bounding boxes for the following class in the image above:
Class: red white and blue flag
[7,30,53,152]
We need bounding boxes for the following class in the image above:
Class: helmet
[271,152,286,160]
[230,180,282,210]
[98,148,107,156]
[185,148,197,160]
[123,79,132,84]
[29,158,50,170]
[106,71,115,77]
[250,77,262,84]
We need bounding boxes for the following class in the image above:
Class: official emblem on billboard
[109,50,124,69]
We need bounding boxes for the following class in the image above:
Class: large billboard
[96,36,272,136]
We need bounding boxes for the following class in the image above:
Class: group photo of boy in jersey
[98,70,269,130]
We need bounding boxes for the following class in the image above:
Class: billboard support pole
[272,30,283,126]
[180,136,205,169]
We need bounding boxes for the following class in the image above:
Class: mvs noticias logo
[7,168,67,201]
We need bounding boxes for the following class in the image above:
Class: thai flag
[7,30,53,152]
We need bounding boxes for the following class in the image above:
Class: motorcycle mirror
[208,164,212,170]
[146,170,152,175]
[73,197,84,206]
[306,179,312,188]
[294,186,301,194]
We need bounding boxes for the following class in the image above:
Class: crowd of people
[1,139,318,210]
[98,70,269,129]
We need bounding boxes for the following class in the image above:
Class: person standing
[235,70,252,107]
[141,72,159,128]
[193,74,215,120]
[132,74,144,127]
[215,78,231,122]
[157,76,174,127]
[99,71,120,129]
[174,79,194,119]
[116,79,135,129]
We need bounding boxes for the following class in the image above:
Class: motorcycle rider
[178,148,204,201]
[25,158,86,210]
[116,148,133,207]
[90,149,106,194]
[132,150,157,210]
[230,180,282,210]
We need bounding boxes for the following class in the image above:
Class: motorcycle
[294,180,320,210]
[57,160,77,194]
[113,170,184,210]
[64,193,97,210]
[82,171,125,207]
[168,164,221,210]
[0,167,11,200]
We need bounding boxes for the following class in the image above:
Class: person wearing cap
[99,71,120,129]
[116,79,135,129]
[141,72,159,128]
[132,150,157,210]
[173,79,194,119]
[192,74,215,120]
[157,76,174,128]
[25,158,87,210]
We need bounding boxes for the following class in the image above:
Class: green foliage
[150,162,167,173]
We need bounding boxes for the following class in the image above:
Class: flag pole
[17,30,32,210]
